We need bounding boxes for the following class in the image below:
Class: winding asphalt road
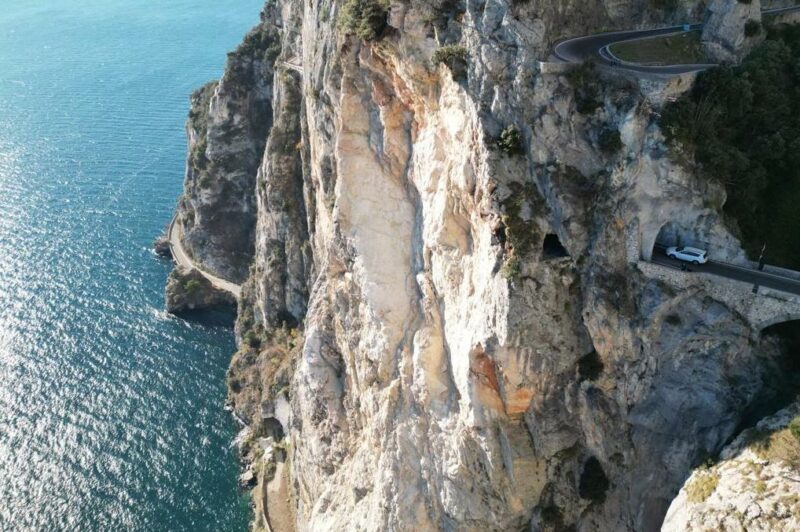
[652,249,800,297]
[554,6,800,74]
[168,217,242,298]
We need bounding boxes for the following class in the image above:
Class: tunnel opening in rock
[654,222,683,249]
[542,233,569,259]
[579,457,609,504]
[261,417,285,441]
[651,221,712,261]
[735,320,800,434]
[577,350,603,382]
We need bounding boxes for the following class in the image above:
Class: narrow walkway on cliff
[168,217,242,298]
[553,5,800,75]
[281,57,303,74]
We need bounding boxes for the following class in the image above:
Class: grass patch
[609,31,708,65]
[749,416,800,468]
[686,470,719,503]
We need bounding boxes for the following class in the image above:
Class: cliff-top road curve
[554,6,800,74]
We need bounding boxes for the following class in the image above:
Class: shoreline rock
[165,267,236,314]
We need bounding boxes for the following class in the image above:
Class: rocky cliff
[174,11,279,283]
[663,402,800,531]
[166,1,800,530]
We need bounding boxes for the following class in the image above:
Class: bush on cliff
[498,125,524,155]
[432,45,469,80]
[660,25,800,268]
[566,62,604,115]
[339,0,390,41]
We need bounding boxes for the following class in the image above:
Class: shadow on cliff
[734,320,800,434]
[172,306,237,328]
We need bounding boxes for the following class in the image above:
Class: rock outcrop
[165,267,236,313]
[702,0,763,63]
[174,12,279,283]
[663,402,800,531]
[165,1,800,530]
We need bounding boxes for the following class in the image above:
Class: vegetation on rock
[188,82,217,172]
[661,25,800,267]
[745,19,761,38]
[338,0,390,41]
[685,469,719,503]
[499,181,542,279]
[233,25,282,65]
[498,125,524,155]
[566,62,604,115]
[748,415,800,467]
[432,45,469,79]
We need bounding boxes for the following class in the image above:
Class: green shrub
[500,181,541,257]
[338,0,390,41]
[184,279,202,293]
[566,62,604,115]
[190,137,209,172]
[244,329,262,349]
[500,256,521,279]
[686,470,719,503]
[745,19,761,38]
[432,45,468,79]
[236,27,277,56]
[498,125,524,155]
[790,416,800,442]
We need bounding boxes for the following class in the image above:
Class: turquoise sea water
[0,1,263,530]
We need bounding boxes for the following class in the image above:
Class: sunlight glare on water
[0,1,263,530]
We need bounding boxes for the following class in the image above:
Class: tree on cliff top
[661,24,800,268]
[339,0,390,41]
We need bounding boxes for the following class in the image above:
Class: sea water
[0,1,263,530]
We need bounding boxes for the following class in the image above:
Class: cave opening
[577,350,604,382]
[261,417,285,441]
[542,233,569,259]
[651,221,708,262]
[578,456,609,504]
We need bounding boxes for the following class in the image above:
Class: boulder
[702,0,763,63]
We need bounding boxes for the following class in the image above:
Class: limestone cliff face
[170,1,798,531]
[175,11,278,283]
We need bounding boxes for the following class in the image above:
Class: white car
[666,246,708,265]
